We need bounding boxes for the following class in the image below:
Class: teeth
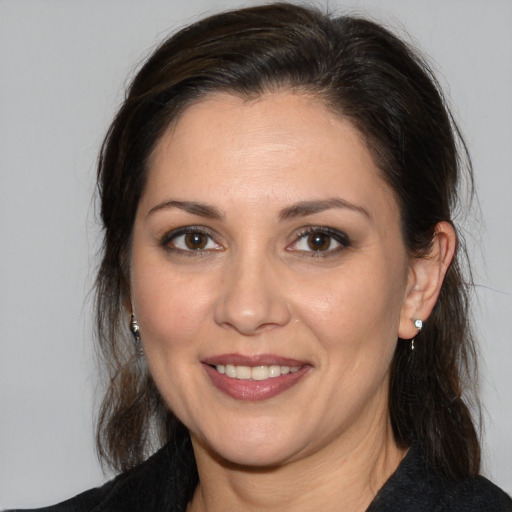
[216,364,300,380]
[225,364,236,378]
[252,366,269,381]
[236,365,252,379]
[268,365,281,377]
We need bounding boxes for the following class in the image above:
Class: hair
[95,2,480,481]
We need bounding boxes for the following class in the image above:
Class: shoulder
[5,482,117,512]
[368,444,512,512]
[6,440,197,512]
[439,476,512,512]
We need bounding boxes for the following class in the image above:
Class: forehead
[144,91,398,219]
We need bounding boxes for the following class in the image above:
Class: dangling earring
[130,313,144,357]
[411,319,423,351]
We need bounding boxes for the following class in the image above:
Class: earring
[410,318,423,351]
[130,313,144,357]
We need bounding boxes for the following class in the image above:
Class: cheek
[130,265,216,413]
[295,264,406,353]
[130,245,216,354]
[134,276,211,347]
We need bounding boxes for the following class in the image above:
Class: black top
[10,440,512,512]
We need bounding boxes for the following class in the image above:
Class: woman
[10,3,512,511]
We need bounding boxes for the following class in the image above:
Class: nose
[214,253,291,335]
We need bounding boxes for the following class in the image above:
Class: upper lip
[202,353,309,367]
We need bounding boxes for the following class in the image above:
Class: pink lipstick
[202,353,311,401]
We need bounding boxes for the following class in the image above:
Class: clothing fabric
[9,441,512,512]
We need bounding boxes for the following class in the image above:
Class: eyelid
[287,226,351,255]
[160,226,223,254]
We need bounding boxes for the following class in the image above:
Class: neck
[187,416,406,512]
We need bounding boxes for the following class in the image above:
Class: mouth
[202,354,310,401]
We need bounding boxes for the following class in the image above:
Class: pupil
[185,233,207,250]
[308,233,330,251]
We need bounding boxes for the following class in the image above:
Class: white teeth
[215,364,301,380]
[252,366,269,381]
[235,365,252,379]
[225,364,237,378]
[268,365,281,377]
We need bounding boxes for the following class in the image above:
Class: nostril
[214,296,291,335]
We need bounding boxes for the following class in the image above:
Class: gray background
[1,0,511,508]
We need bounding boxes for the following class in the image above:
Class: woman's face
[131,92,415,467]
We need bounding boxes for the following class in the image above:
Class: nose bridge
[214,244,291,334]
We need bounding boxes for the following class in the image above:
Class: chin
[192,422,305,469]
[215,444,296,469]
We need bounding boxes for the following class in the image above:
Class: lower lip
[203,364,310,401]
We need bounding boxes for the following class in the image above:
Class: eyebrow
[279,198,370,221]
[146,197,370,221]
[147,200,224,220]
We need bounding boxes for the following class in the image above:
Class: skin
[130,92,455,511]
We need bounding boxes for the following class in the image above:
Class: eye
[162,227,222,253]
[288,227,350,255]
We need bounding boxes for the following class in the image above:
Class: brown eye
[184,232,208,250]
[163,228,221,253]
[307,232,331,251]
[287,227,349,256]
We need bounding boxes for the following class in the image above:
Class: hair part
[95,2,480,479]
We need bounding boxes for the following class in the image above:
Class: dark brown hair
[95,2,480,480]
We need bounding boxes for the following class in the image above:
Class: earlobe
[398,222,457,339]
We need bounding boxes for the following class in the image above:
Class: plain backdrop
[1,0,511,508]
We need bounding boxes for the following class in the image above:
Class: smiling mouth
[203,356,310,401]
[213,364,300,381]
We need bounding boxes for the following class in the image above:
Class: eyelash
[160,225,351,257]
[160,226,221,256]
[288,226,351,257]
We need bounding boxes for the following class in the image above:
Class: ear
[398,221,457,339]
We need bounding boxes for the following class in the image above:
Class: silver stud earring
[411,319,423,351]
[130,313,144,357]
